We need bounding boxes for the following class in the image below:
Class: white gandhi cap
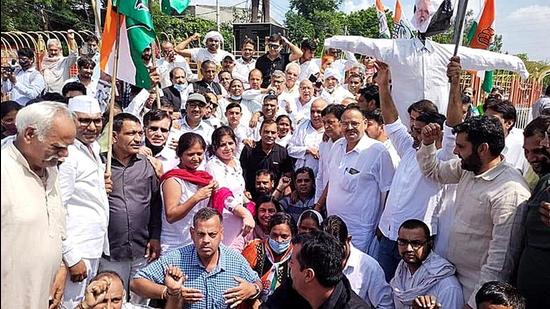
[68,95,101,114]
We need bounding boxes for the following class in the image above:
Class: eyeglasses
[397,238,428,250]
[341,121,362,128]
[147,126,170,133]
[187,102,205,109]
[268,44,281,49]
[78,118,102,127]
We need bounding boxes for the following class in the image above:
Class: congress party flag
[466,0,495,92]
[376,0,391,39]
[162,0,190,15]
[100,0,156,89]
[392,0,414,39]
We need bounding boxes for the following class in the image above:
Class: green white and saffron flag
[466,0,495,93]
[100,0,156,89]
[376,0,391,39]
[162,0,190,15]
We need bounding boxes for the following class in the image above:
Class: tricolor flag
[466,0,495,92]
[376,0,391,39]
[100,0,156,89]
[161,0,190,15]
[392,0,414,39]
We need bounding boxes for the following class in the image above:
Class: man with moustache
[63,57,98,98]
[99,113,162,304]
[58,96,111,308]
[283,79,316,126]
[417,58,531,308]
[1,101,76,308]
[1,47,45,105]
[42,30,78,94]
[142,109,178,174]
[131,207,262,308]
[175,31,231,70]
[318,105,395,253]
[287,98,327,174]
[157,40,195,88]
[162,67,193,112]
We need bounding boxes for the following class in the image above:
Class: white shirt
[234,58,256,86]
[282,97,314,126]
[320,85,354,105]
[63,76,98,98]
[123,88,151,118]
[1,67,45,105]
[287,120,324,174]
[231,124,253,158]
[315,138,337,201]
[42,52,78,93]
[156,55,195,88]
[298,59,320,82]
[188,48,231,66]
[378,119,442,240]
[503,127,529,174]
[155,143,180,174]
[175,116,215,145]
[276,134,292,148]
[205,157,246,247]
[160,177,207,253]
[59,140,109,267]
[325,36,529,126]
[326,135,395,252]
[383,139,401,169]
[344,244,394,309]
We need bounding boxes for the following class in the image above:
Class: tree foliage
[289,0,342,20]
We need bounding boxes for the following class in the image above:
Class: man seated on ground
[322,215,395,309]
[390,219,464,309]
[131,208,262,309]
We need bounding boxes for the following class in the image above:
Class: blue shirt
[135,244,260,308]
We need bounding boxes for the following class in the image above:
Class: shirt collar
[345,134,370,154]
[474,159,508,181]
[181,116,207,131]
[6,143,58,191]
[191,244,227,273]
[413,37,434,53]
[343,244,360,273]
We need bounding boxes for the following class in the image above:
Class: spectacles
[78,118,102,127]
[268,44,281,49]
[147,126,170,133]
[341,121,362,128]
[187,102,205,109]
[397,238,428,250]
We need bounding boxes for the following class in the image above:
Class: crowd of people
[1,29,549,309]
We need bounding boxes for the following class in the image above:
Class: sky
[190,0,550,62]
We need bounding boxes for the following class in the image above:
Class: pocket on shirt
[341,171,361,192]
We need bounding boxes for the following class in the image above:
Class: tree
[289,0,342,20]
[345,7,394,38]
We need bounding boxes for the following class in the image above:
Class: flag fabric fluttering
[100,0,156,89]
[466,0,495,93]
[392,0,414,39]
[376,0,391,39]
[161,0,190,15]
[411,0,453,36]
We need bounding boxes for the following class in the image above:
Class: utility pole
[262,0,270,22]
[251,0,259,22]
[216,0,220,31]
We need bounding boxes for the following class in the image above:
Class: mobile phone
[308,74,317,83]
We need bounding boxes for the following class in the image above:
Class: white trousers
[61,258,100,309]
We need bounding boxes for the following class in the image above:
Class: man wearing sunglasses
[390,219,464,309]
[255,34,303,88]
[143,109,178,174]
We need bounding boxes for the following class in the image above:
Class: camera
[1,66,14,73]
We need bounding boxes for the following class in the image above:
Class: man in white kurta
[1,101,76,308]
[325,106,395,253]
[59,96,110,308]
[324,36,529,126]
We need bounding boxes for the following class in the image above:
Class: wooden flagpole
[90,0,102,38]
[106,12,122,175]
[453,0,470,56]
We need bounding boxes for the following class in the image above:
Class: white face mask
[173,83,188,92]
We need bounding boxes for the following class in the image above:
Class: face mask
[230,95,242,101]
[268,237,290,254]
[173,83,188,92]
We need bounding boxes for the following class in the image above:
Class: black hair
[143,109,172,128]
[475,281,525,309]
[321,215,349,245]
[407,99,438,115]
[452,116,505,157]
[112,112,141,133]
[255,168,275,181]
[229,78,243,89]
[225,102,242,112]
[399,219,431,240]
[268,212,297,236]
[209,126,237,157]
[524,115,550,139]
[201,60,216,70]
[86,34,99,44]
[300,39,317,52]
[299,210,323,230]
[359,85,380,108]
[268,33,282,44]
[364,108,384,124]
[169,67,186,80]
[193,207,223,226]
[416,111,446,128]
[321,104,345,119]
[62,81,87,97]
[26,92,67,105]
[276,114,293,127]
[263,94,278,104]
[175,132,206,157]
[77,56,96,69]
[342,104,365,120]
[241,38,255,48]
[292,167,315,199]
[260,118,277,134]
[1,100,22,118]
[17,47,34,59]
[291,231,344,288]
[218,69,232,79]
[545,84,550,96]
[254,194,281,214]
[483,98,517,128]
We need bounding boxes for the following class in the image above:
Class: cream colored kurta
[416,143,531,308]
[1,144,66,308]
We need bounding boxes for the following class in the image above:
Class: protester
[476,281,526,309]
[253,169,277,200]
[157,40,195,88]
[283,79,315,126]
[297,209,323,234]
[1,47,45,105]
[279,167,316,222]
[242,212,296,306]
[255,34,303,88]
[287,98,327,173]
[298,39,320,82]
[217,69,233,93]
[0,100,21,139]
[224,102,253,157]
[170,92,214,146]
[100,113,162,303]
[158,132,215,253]
[516,116,550,309]
[390,219,463,309]
[1,101,76,308]
[322,215,395,309]
[175,31,232,71]
[58,96,111,308]
[63,57,98,99]
[532,85,550,119]
[193,60,224,96]
[62,81,87,99]
[162,67,193,111]
[275,114,293,147]
[234,38,257,86]
[142,109,178,173]
[131,207,262,309]
[320,68,354,105]
[364,108,400,167]
[42,30,78,93]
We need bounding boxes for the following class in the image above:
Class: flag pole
[90,0,102,38]
[453,0,470,56]
[106,12,122,175]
